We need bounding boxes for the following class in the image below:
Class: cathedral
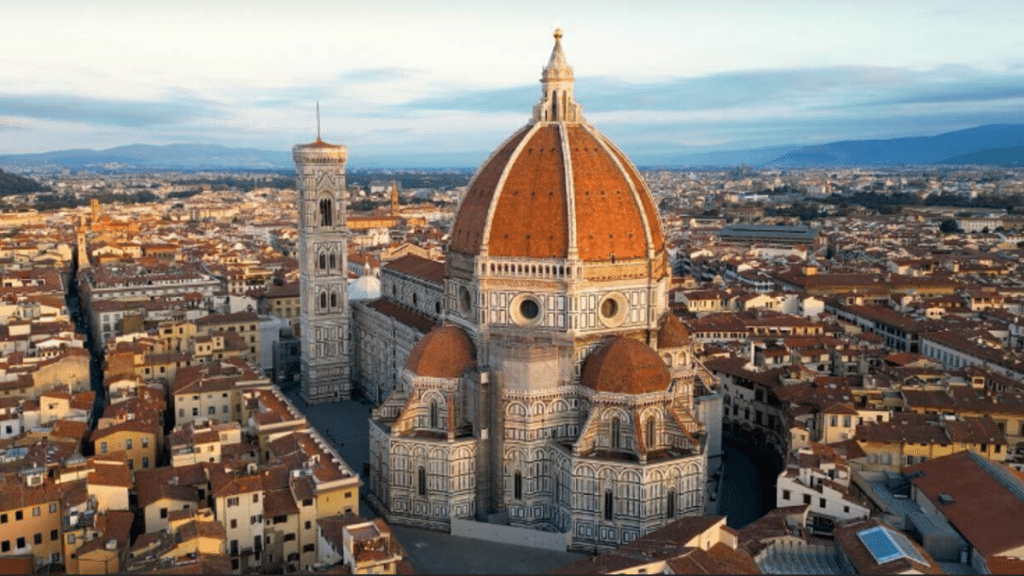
[356,30,723,550]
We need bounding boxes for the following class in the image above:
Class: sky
[3,0,1024,166]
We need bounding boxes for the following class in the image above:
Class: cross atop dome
[532,28,583,123]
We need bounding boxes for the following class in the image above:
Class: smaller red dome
[658,314,691,349]
[581,337,670,395]
[405,325,476,379]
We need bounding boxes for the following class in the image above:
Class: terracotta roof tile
[988,556,1024,575]
[404,325,475,379]
[606,138,664,253]
[262,487,299,518]
[449,121,665,270]
[366,298,437,334]
[581,336,670,395]
[87,462,133,488]
[658,313,691,348]
[905,451,1024,558]
[488,125,569,259]
[569,125,649,261]
[450,126,531,255]
[384,254,444,285]
[834,519,941,574]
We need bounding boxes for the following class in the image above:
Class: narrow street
[64,260,105,425]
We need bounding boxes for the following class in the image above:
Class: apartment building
[194,312,262,364]
[776,443,870,536]
[90,417,160,471]
[211,463,267,573]
[0,470,62,569]
[134,464,210,534]
[317,515,405,574]
[172,359,268,427]
[263,281,300,332]
[856,412,1007,471]
[168,420,242,467]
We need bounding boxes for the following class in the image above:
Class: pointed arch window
[611,417,621,450]
[604,490,614,521]
[667,490,676,519]
[329,253,336,270]
[320,292,327,309]
[330,292,337,308]
[429,400,439,429]
[319,198,333,226]
[319,254,326,270]
[514,472,523,500]
[646,417,656,448]
[417,467,426,496]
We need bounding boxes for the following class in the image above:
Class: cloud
[385,64,1024,122]
[246,68,428,111]
[868,83,1024,106]
[7,63,1024,165]
[334,67,421,84]
[386,66,912,115]
[0,93,221,128]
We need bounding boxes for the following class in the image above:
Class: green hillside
[0,169,50,196]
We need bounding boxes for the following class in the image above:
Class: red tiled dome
[449,123,664,263]
[404,325,476,378]
[581,337,670,395]
[448,31,664,269]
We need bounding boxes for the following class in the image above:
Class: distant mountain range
[768,124,1024,167]
[0,144,292,171]
[639,145,801,168]
[3,124,1024,171]
[939,144,1024,165]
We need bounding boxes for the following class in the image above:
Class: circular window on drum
[510,294,543,326]
[599,292,628,327]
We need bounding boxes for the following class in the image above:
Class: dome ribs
[567,126,647,262]
[488,125,569,259]
[606,140,665,253]
[449,126,530,255]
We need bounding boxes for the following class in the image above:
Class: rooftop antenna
[316,101,321,140]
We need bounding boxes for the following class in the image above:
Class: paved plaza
[392,525,588,574]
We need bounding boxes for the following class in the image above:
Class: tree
[939,219,960,234]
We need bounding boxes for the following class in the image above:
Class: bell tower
[293,108,351,403]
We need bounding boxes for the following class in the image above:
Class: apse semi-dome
[403,324,476,379]
[449,30,665,270]
[580,336,671,395]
